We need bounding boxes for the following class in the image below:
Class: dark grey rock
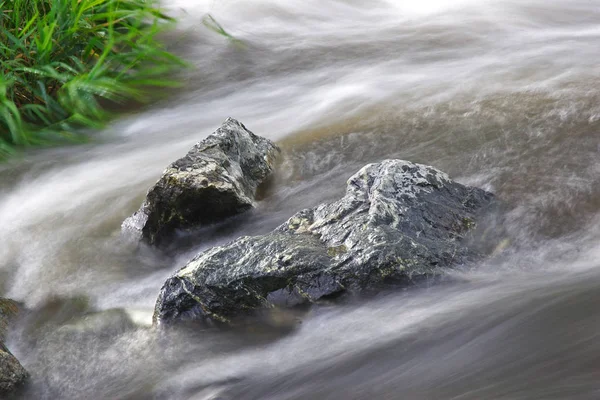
[154,160,494,326]
[0,298,28,395]
[123,118,280,247]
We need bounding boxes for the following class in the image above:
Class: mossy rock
[0,298,28,395]
[0,298,19,343]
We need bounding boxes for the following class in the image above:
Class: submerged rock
[0,298,28,395]
[154,160,494,326]
[19,296,136,341]
[123,118,280,247]
[47,308,137,343]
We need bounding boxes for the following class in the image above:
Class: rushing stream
[2,0,600,398]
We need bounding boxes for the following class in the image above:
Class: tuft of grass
[202,14,243,46]
[0,0,188,158]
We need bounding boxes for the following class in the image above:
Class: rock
[0,299,19,342]
[123,118,280,247]
[19,297,138,345]
[21,295,90,337]
[56,308,136,339]
[154,159,494,326]
[0,298,28,395]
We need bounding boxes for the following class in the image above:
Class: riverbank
[0,0,185,158]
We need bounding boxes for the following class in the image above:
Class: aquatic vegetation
[0,0,187,158]
[202,13,242,45]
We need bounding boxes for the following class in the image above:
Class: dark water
[1,0,600,398]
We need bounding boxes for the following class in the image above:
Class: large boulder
[154,160,494,326]
[123,118,280,247]
[0,298,28,395]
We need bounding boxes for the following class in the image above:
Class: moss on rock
[0,298,28,395]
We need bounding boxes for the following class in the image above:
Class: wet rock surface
[123,118,280,247]
[0,298,28,395]
[154,160,494,326]
[17,297,137,343]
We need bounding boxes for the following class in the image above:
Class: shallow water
[1,0,600,398]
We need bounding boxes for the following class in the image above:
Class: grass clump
[0,0,187,158]
[202,14,242,46]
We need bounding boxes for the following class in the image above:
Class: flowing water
[2,0,600,398]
